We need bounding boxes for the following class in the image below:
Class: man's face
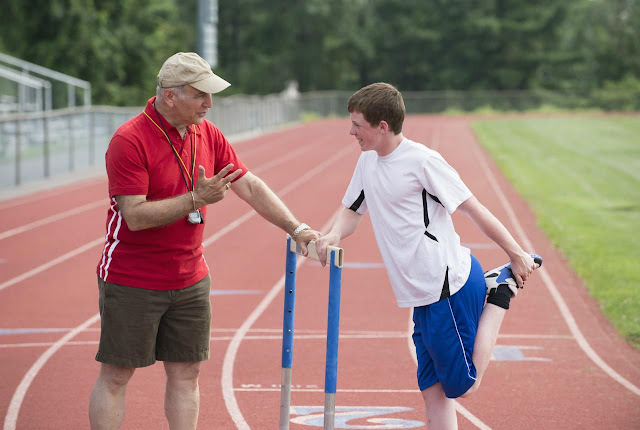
[172,85,212,128]
[349,111,381,152]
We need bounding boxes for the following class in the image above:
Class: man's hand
[315,232,341,267]
[193,164,243,208]
[295,229,321,257]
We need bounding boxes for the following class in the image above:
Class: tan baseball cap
[157,52,230,94]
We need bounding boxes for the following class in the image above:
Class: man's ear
[161,89,175,107]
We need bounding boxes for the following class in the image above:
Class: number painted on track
[290,406,424,429]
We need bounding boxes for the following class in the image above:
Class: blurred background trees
[0,0,638,105]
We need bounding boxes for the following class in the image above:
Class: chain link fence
[1,89,638,190]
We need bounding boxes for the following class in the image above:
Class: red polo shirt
[97,97,248,290]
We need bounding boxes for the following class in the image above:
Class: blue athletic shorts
[412,254,486,398]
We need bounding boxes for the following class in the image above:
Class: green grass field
[471,115,640,348]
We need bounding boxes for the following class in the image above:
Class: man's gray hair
[156,85,186,100]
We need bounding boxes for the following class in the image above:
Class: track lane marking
[235,388,420,393]
[406,309,491,429]
[0,238,104,292]
[0,326,575,338]
[0,126,332,256]
[0,199,106,241]
[221,208,342,430]
[469,122,640,397]
[0,332,575,350]
[0,178,105,210]
[2,144,354,429]
[3,314,101,430]
[403,118,491,429]
[0,139,348,293]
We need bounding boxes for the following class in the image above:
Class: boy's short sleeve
[418,153,472,214]
[342,153,368,214]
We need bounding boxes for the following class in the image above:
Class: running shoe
[484,254,542,297]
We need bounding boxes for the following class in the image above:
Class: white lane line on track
[0,332,576,350]
[235,388,420,393]
[221,208,343,430]
[0,199,106,241]
[431,121,441,151]
[402,119,492,430]
[0,135,342,293]
[2,145,353,430]
[3,314,101,430]
[0,327,402,335]
[0,326,574,339]
[470,127,640,397]
[0,341,100,349]
[407,310,491,430]
[0,238,105,292]
[250,144,317,175]
[0,328,100,334]
[0,178,105,211]
[1,333,412,349]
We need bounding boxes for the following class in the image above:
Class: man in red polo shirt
[89,52,319,429]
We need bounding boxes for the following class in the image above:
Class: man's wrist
[191,190,204,210]
[292,223,310,239]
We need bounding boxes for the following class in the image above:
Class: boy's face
[349,111,381,152]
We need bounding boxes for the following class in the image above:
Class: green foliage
[591,75,640,111]
[536,0,640,91]
[217,0,369,94]
[368,0,568,91]
[472,117,640,348]
[0,0,194,106]
[0,0,638,104]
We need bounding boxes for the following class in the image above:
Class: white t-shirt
[342,138,472,307]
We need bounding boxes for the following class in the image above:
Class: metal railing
[0,52,91,109]
[1,89,638,191]
[0,94,300,189]
[0,66,52,113]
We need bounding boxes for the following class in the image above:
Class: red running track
[1,117,639,429]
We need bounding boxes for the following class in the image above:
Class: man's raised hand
[193,164,243,207]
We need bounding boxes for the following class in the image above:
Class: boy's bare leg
[422,382,458,430]
[462,303,506,397]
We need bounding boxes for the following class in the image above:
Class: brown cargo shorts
[95,275,211,368]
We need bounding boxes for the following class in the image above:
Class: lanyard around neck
[143,109,197,191]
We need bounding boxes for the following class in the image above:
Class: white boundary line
[2,146,353,429]
[0,238,105,292]
[0,332,575,350]
[221,209,342,430]
[0,139,348,293]
[470,128,640,397]
[0,199,106,241]
[235,388,420,393]
[430,119,492,429]
[0,333,412,349]
[3,314,101,430]
[221,250,308,430]
[0,327,572,338]
[0,177,105,209]
[406,311,492,430]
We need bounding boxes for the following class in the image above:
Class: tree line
[0,0,638,106]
